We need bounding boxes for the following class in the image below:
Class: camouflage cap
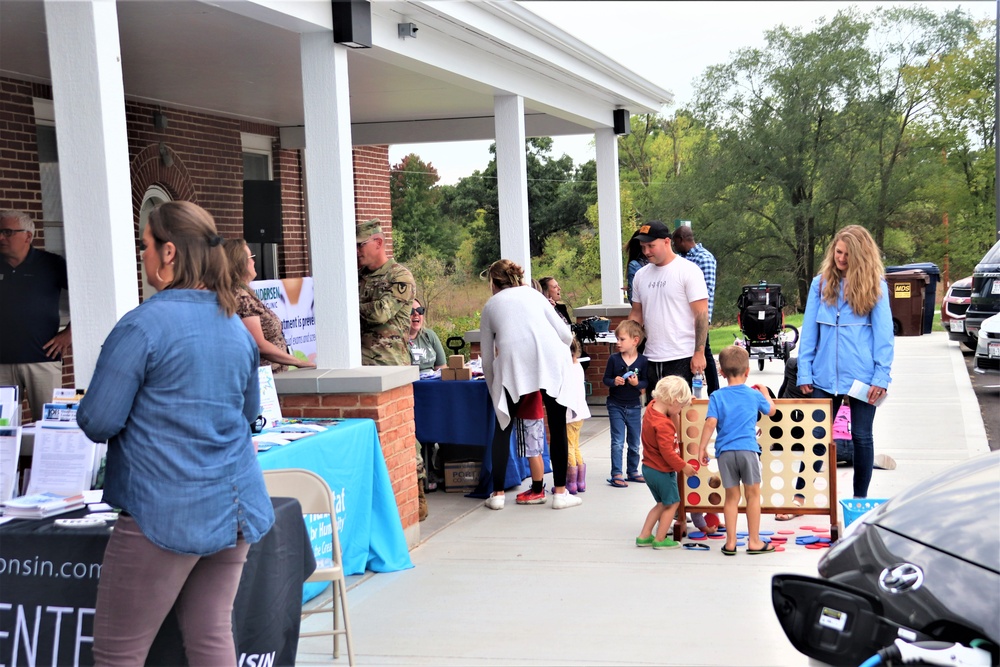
[356,218,383,243]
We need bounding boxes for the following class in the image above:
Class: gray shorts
[520,418,545,457]
[717,450,762,489]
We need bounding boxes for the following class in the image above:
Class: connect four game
[677,398,840,539]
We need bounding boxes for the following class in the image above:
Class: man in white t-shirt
[628,220,709,403]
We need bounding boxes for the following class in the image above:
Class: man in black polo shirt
[0,210,71,422]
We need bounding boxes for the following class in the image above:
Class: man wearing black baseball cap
[627,220,709,403]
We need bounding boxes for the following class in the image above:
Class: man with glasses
[356,218,425,517]
[0,210,72,422]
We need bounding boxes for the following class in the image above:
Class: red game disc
[777,530,796,535]
[805,543,825,549]
[774,545,785,552]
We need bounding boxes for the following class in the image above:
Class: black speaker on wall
[243,180,283,244]
[613,109,631,136]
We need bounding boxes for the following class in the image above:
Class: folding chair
[262,468,354,664]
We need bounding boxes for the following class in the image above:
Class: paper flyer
[0,427,22,502]
[257,366,283,429]
[848,379,887,408]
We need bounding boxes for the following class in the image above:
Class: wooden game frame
[674,398,840,541]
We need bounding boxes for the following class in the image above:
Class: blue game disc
[759,530,774,536]
[688,531,706,539]
[817,537,831,543]
[735,540,746,547]
[796,536,819,545]
[736,532,749,537]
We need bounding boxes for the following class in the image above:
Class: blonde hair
[652,375,692,406]
[570,337,582,359]
[718,345,750,379]
[820,225,884,316]
[146,201,237,317]
[615,319,644,341]
[488,259,524,291]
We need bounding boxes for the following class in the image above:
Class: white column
[300,32,360,369]
[596,127,624,304]
[44,1,137,387]
[493,95,531,281]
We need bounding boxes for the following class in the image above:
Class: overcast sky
[388,1,996,185]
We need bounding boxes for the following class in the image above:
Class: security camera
[398,22,418,39]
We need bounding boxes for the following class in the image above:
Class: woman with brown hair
[796,225,894,501]
[223,238,315,372]
[479,259,584,510]
[78,201,275,666]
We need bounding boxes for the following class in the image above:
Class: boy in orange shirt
[635,376,696,549]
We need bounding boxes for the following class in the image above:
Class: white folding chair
[262,468,354,664]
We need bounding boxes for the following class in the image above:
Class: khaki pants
[0,361,62,422]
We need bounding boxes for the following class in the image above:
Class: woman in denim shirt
[78,201,274,666]
[797,225,894,499]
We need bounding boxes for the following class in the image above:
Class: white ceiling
[0,0,672,145]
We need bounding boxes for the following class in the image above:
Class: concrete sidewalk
[295,332,989,666]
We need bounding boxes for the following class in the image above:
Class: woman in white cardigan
[479,259,584,511]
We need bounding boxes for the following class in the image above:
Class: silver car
[973,312,1000,376]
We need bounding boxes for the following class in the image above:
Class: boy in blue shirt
[696,345,776,555]
[602,320,649,487]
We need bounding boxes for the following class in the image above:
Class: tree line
[390,6,996,323]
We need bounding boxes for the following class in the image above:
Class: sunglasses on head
[411,307,425,315]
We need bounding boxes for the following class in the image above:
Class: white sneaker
[552,492,583,510]
[874,454,897,470]
[485,494,505,510]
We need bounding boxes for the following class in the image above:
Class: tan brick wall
[279,387,419,531]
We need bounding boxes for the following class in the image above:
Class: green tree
[389,154,465,264]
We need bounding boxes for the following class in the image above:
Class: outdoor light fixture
[398,22,417,39]
[153,109,168,130]
[332,1,372,48]
[158,142,173,168]
[613,109,631,136]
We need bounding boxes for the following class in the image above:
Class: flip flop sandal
[607,477,628,488]
[721,546,738,556]
[747,543,777,554]
[626,473,646,484]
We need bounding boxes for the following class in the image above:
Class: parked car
[965,239,1000,343]
[940,275,973,346]
[772,451,999,667]
[973,312,1000,375]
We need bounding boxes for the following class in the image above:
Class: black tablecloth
[0,497,314,667]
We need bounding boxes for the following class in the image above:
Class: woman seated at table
[480,259,584,510]
[224,239,315,372]
[78,201,275,667]
[408,298,446,372]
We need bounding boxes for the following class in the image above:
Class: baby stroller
[736,281,799,370]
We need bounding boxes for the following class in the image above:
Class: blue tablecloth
[412,378,549,496]
[257,419,413,590]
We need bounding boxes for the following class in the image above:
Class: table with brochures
[256,417,413,595]
[0,497,313,667]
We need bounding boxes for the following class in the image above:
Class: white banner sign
[249,277,316,367]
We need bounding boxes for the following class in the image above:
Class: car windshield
[979,239,1000,266]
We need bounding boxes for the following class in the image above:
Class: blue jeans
[812,388,876,498]
[608,401,642,478]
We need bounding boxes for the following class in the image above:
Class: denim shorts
[642,465,679,505]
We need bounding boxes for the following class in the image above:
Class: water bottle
[692,372,704,398]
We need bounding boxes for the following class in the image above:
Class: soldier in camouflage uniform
[357,219,416,366]
[356,219,428,519]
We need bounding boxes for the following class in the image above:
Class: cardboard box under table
[443,460,480,492]
[412,378,550,496]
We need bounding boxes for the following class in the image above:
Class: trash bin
[885,270,929,336]
[886,262,939,333]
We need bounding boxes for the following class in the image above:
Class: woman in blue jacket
[797,225,894,499]
[78,201,274,666]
